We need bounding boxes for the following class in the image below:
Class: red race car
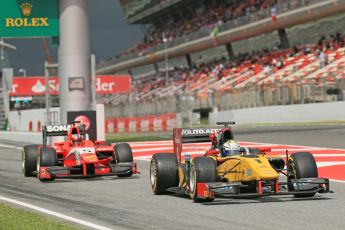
[22,122,138,181]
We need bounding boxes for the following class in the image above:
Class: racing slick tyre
[190,156,217,202]
[37,147,57,182]
[287,152,318,198]
[150,153,178,195]
[22,145,39,177]
[114,143,134,177]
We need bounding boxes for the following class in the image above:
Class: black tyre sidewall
[190,156,217,202]
[114,143,133,163]
[150,153,178,194]
[22,145,39,177]
[38,147,57,182]
[40,147,57,167]
[114,143,133,177]
[288,152,318,197]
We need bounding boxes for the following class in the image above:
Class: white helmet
[223,139,240,156]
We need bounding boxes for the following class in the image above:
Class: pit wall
[209,101,345,125]
[8,108,60,132]
[105,113,177,133]
[7,107,177,133]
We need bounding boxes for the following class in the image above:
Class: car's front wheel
[22,145,39,177]
[150,153,178,195]
[114,143,134,177]
[37,147,57,182]
[288,152,318,198]
[189,156,217,202]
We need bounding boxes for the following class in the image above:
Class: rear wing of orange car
[173,128,220,162]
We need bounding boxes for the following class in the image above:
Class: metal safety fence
[104,79,345,119]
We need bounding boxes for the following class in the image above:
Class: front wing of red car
[38,162,138,180]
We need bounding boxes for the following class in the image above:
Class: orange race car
[22,122,138,181]
[150,122,331,202]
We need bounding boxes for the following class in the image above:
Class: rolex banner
[0,0,59,38]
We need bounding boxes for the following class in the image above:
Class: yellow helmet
[223,139,240,156]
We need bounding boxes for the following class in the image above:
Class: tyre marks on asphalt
[129,140,345,182]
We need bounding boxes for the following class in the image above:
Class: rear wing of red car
[173,128,220,162]
[42,124,86,146]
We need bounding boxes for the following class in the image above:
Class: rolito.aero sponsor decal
[182,128,220,136]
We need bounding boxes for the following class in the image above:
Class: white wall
[0,131,41,144]
[9,108,60,131]
[209,101,345,125]
[8,105,105,140]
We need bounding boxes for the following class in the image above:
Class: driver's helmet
[222,139,241,156]
[71,133,81,141]
[68,127,82,145]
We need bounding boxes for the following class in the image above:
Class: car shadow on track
[44,175,141,183]
[202,196,332,206]
[166,193,332,205]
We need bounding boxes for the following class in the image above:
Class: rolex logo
[5,2,49,28]
[20,2,33,17]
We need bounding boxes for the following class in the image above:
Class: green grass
[0,203,81,230]
[200,118,209,126]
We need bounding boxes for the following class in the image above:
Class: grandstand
[97,0,345,125]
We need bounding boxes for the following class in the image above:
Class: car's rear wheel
[150,153,179,194]
[190,156,217,202]
[22,145,39,177]
[37,147,57,182]
[288,152,318,198]
[114,143,134,177]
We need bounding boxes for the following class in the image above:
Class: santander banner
[9,75,131,96]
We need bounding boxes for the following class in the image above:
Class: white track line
[0,144,22,150]
[317,161,345,167]
[288,154,345,157]
[130,143,173,147]
[330,179,345,183]
[134,156,152,161]
[244,141,345,151]
[132,147,174,153]
[128,141,172,145]
[127,140,345,151]
[0,195,113,230]
[271,148,335,152]
[136,153,345,158]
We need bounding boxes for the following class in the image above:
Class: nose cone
[247,157,279,180]
[255,167,279,180]
[81,154,98,164]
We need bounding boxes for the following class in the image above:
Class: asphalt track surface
[1,125,345,230]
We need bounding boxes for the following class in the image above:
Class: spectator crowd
[112,0,311,60]
[98,32,345,106]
